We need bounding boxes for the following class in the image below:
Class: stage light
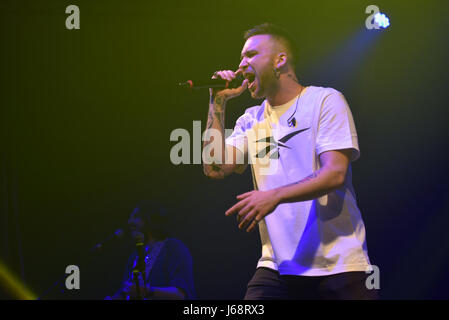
[0,260,37,299]
[374,12,390,29]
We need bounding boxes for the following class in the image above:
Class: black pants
[244,267,379,300]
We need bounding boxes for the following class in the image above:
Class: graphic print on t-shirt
[226,87,371,276]
[254,128,311,159]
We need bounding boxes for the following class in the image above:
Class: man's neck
[266,76,303,107]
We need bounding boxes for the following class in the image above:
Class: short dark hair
[243,23,298,68]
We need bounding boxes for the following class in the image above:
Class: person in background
[106,201,196,300]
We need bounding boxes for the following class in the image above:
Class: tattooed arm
[203,95,247,179]
[203,70,249,179]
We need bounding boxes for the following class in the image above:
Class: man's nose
[239,58,248,70]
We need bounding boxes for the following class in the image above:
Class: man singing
[203,23,377,300]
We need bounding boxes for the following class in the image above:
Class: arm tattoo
[203,161,225,177]
[214,94,225,106]
[203,98,227,177]
[284,171,320,187]
[295,172,319,184]
[206,109,214,130]
[206,109,224,131]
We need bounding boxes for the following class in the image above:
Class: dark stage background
[1,0,448,299]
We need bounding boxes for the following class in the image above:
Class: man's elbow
[319,149,352,190]
[205,172,226,180]
[203,166,226,179]
[331,169,347,189]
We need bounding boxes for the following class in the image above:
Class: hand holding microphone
[209,69,249,105]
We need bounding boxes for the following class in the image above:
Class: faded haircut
[243,23,298,68]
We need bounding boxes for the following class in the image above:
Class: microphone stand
[132,270,143,300]
[131,233,147,300]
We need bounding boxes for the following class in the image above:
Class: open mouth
[244,73,256,91]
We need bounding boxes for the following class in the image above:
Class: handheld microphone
[179,74,243,90]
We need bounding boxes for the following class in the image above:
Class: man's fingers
[237,79,248,92]
[239,209,258,230]
[238,210,254,229]
[213,70,240,82]
[236,203,253,223]
[225,198,248,216]
[225,200,245,216]
[223,70,234,81]
[212,71,226,81]
[215,70,232,82]
[210,69,247,100]
[247,213,263,232]
[237,190,253,200]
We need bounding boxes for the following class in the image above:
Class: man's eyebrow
[240,49,257,59]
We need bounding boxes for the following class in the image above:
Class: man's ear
[275,52,288,69]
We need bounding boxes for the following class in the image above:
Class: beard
[249,69,277,100]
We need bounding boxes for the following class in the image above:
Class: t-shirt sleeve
[225,113,249,157]
[315,91,360,161]
[164,239,196,299]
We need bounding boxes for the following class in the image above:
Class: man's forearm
[203,96,227,177]
[274,167,346,204]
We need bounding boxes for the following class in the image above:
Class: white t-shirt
[225,86,371,276]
